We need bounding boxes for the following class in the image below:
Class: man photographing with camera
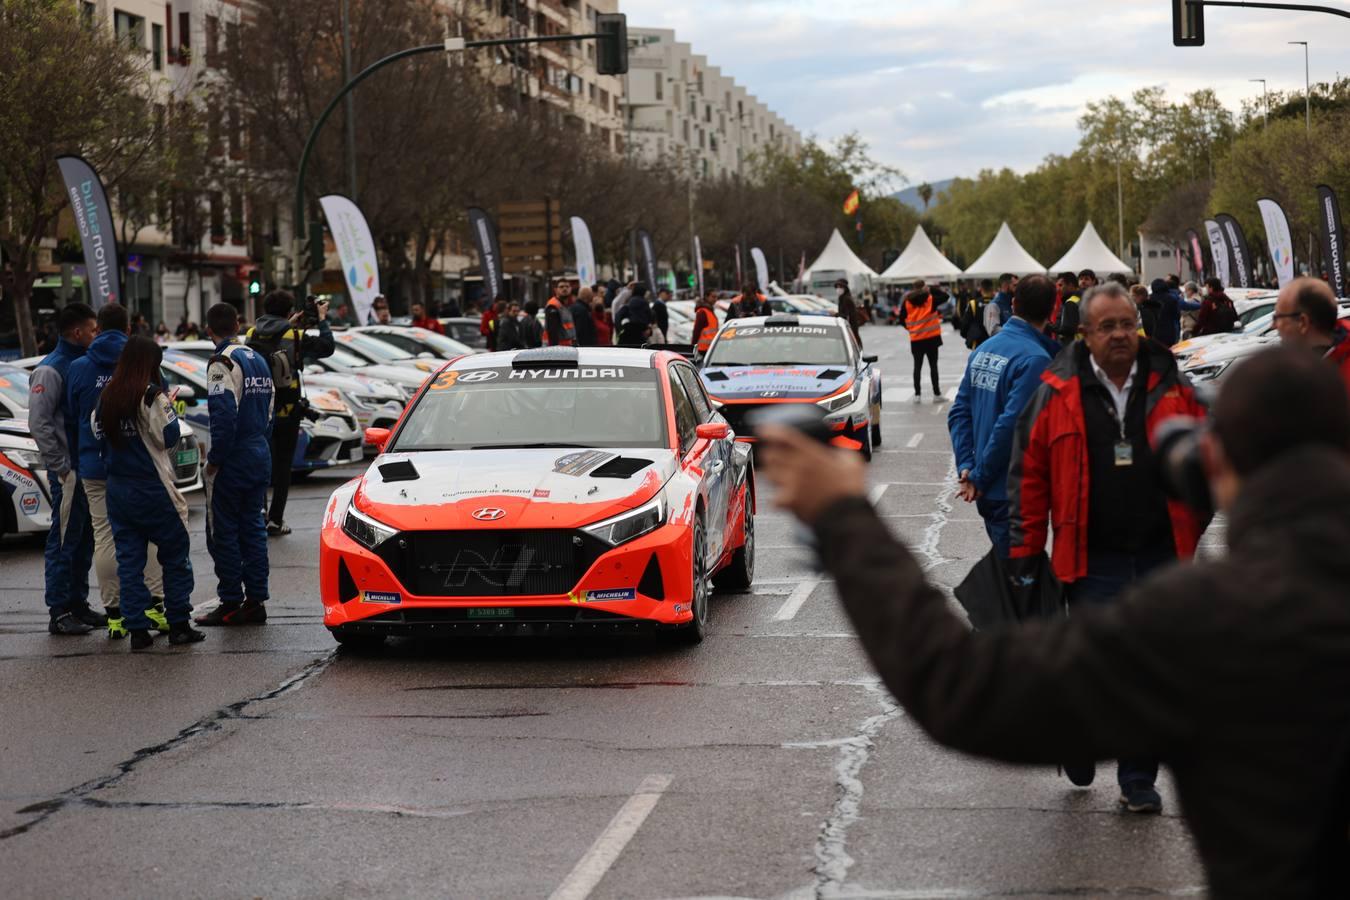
[758,347,1350,896]
[246,290,335,536]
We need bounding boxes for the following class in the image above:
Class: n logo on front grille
[431,546,543,589]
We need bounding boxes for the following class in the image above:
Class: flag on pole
[843,190,860,216]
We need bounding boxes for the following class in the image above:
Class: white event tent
[878,226,963,283]
[1048,222,1134,275]
[803,229,879,281]
[962,222,1046,279]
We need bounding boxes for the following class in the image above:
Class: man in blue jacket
[29,302,101,635]
[196,303,275,626]
[948,275,1059,556]
[67,303,167,638]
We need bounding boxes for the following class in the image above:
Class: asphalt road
[0,324,1206,899]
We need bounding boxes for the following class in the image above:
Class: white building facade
[623,28,802,180]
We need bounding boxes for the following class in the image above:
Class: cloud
[620,0,1338,183]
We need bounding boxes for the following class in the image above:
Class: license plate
[467,608,516,620]
[175,448,199,467]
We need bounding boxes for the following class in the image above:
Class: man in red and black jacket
[1008,282,1208,812]
[1273,277,1350,402]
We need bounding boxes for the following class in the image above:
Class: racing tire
[860,423,874,464]
[290,469,314,482]
[675,516,711,645]
[871,412,883,447]
[330,628,386,651]
[713,489,755,592]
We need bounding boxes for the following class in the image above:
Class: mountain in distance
[892,178,955,212]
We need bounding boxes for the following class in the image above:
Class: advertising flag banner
[571,216,596,288]
[1256,199,1296,287]
[1204,219,1231,288]
[319,195,381,324]
[1216,213,1252,289]
[693,236,705,299]
[843,190,860,216]
[468,207,505,304]
[751,248,770,294]
[1186,229,1206,277]
[637,229,658,291]
[735,244,744,287]
[1317,185,1346,298]
[56,156,120,308]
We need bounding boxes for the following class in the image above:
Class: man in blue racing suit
[196,303,275,626]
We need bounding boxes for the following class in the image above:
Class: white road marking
[868,484,889,505]
[881,388,914,404]
[548,774,673,900]
[906,433,924,449]
[773,581,819,621]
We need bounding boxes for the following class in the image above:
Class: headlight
[1186,362,1228,382]
[342,503,397,550]
[2,448,41,471]
[351,394,384,409]
[582,494,666,546]
[818,382,859,412]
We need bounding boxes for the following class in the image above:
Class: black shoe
[1120,782,1163,814]
[48,611,93,636]
[129,629,154,651]
[1061,761,1095,787]
[168,622,206,645]
[195,600,266,626]
[69,605,109,627]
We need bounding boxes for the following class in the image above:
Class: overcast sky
[620,0,1345,186]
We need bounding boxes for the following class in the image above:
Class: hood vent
[816,369,846,380]
[590,457,653,480]
[378,459,420,482]
[704,371,730,382]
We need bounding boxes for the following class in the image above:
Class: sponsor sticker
[672,603,690,614]
[19,492,39,516]
[362,590,402,605]
[553,450,618,477]
[533,489,551,498]
[580,588,637,603]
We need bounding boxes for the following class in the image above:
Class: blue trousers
[107,477,194,630]
[976,497,1011,558]
[1069,547,1175,790]
[206,470,269,606]
[44,472,94,615]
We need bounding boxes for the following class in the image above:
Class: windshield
[705,323,851,367]
[335,332,415,362]
[324,345,380,369]
[392,366,667,451]
[0,366,32,410]
[403,329,475,358]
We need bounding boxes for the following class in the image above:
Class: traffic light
[596,13,628,76]
[1173,0,1204,46]
[248,271,262,296]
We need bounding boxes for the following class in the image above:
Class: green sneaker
[145,604,170,634]
[107,617,128,640]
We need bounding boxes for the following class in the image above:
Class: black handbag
[955,549,1066,632]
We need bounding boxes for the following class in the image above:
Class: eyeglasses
[1089,319,1139,335]
[1271,312,1305,322]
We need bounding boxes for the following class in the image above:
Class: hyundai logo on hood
[471,507,507,522]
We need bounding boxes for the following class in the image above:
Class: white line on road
[548,774,673,900]
[868,484,889,505]
[773,581,819,621]
[906,433,925,449]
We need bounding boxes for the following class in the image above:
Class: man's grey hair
[1080,281,1134,326]
[1184,281,1200,295]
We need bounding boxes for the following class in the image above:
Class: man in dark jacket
[652,288,672,338]
[835,279,861,341]
[1196,278,1238,336]
[759,346,1350,898]
[616,284,653,346]
[246,290,334,536]
[572,287,599,347]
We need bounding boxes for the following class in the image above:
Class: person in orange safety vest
[899,280,949,401]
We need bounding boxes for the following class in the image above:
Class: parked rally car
[350,325,480,360]
[698,315,883,460]
[320,346,755,647]
[158,351,363,474]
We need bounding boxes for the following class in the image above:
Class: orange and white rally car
[320,347,755,647]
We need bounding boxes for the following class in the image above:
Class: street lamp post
[1290,40,1310,133]
[341,0,357,199]
[1249,77,1268,127]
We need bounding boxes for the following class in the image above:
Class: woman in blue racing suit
[95,336,204,651]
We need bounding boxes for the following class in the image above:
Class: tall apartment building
[56,1,254,329]
[456,0,626,154]
[623,28,802,181]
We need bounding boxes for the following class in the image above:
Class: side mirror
[364,427,392,451]
[418,351,435,359]
[305,364,325,375]
[172,384,198,405]
[695,422,730,441]
[863,354,879,364]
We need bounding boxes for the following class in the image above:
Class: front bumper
[296,415,365,471]
[321,514,699,633]
[718,397,872,448]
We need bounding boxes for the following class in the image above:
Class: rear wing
[643,343,696,361]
